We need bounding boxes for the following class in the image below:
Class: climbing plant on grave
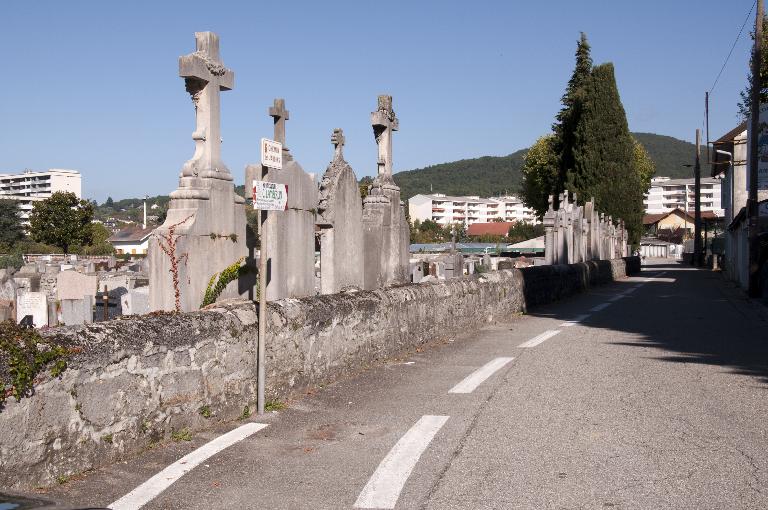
[201,257,247,308]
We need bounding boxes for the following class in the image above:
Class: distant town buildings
[108,225,154,255]
[408,194,538,226]
[643,176,723,216]
[0,169,82,225]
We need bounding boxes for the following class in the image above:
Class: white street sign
[253,181,288,211]
[261,138,283,170]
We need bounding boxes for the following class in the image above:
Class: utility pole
[694,129,702,266]
[748,0,764,297]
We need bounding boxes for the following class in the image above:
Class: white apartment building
[643,176,723,216]
[0,169,82,223]
[408,193,538,226]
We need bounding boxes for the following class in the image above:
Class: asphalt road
[38,260,768,509]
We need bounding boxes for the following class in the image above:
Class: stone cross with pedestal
[316,128,365,294]
[245,99,318,300]
[149,32,247,312]
[361,95,410,289]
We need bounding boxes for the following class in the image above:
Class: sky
[0,0,758,202]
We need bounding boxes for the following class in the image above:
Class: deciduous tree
[28,192,94,253]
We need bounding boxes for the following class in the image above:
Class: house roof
[107,225,154,244]
[643,209,722,226]
[467,222,515,236]
[713,121,748,145]
[506,235,545,253]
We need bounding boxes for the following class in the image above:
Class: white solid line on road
[448,357,514,394]
[590,302,612,312]
[109,423,268,510]
[354,415,449,509]
[608,294,625,302]
[518,330,561,348]
[623,287,639,294]
[560,314,591,327]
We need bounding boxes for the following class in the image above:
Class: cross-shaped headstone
[269,98,290,160]
[331,128,345,160]
[371,95,399,177]
[179,32,234,179]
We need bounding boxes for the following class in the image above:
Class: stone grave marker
[121,287,149,316]
[57,271,98,301]
[16,291,48,328]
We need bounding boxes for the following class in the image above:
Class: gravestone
[245,98,317,300]
[16,291,48,328]
[148,32,248,312]
[61,297,93,326]
[361,95,410,289]
[57,271,98,301]
[316,128,364,294]
[410,262,424,283]
[121,287,150,316]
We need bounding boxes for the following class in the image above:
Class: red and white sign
[261,138,283,170]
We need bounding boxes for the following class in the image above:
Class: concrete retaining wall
[0,257,639,489]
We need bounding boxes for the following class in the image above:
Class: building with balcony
[0,169,82,225]
[408,193,538,226]
[643,176,723,217]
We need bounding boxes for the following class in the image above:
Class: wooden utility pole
[749,0,764,297]
[694,129,703,266]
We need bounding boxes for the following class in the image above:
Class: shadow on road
[526,261,768,386]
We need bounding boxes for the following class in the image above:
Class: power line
[709,0,757,94]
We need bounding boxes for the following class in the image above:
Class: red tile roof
[466,222,515,236]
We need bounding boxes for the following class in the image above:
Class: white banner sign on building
[253,181,288,211]
[261,138,283,170]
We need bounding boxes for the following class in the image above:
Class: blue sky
[0,0,757,202]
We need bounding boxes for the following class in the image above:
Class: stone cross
[371,95,399,177]
[270,98,290,159]
[179,32,234,180]
[331,128,345,160]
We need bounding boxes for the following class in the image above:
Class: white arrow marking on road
[560,314,591,327]
[355,415,449,509]
[109,422,268,510]
[448,357,514,394]
[518,329,561,348]
[590,302,612,312]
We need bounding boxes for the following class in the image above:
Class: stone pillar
[543,195,555,265]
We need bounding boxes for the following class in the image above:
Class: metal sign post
[255,139,283,416]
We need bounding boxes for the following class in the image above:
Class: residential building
[108,226,154,255]
[643,176,724,216]
[0,168,82,224]
[408,194,538,227]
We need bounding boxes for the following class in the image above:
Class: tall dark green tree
[569,63,644,243]
[0,199,25,248]
[737,15,768,120]
[552,32,593,203]
[28,192,94,253]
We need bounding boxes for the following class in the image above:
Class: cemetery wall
[0,257,639,489]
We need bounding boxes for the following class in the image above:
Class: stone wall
[0,257,639,489]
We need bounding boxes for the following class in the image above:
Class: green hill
[393,132,705,200]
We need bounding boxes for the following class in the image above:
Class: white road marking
[354,415,449,509]
[608,294,625,302]
[109,423,268,510]
[518,329,561,348]
[560,314,590,327]
[590,302,612,312]
[622,287,638,294]
[448,357,514,394]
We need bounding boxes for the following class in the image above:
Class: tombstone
[86,262,96,273]
[121,287,150,316]
[497,259,514,270]
[148,32,248,312]
[0,300,14,322]
[316,128,365,294]
[443,253,464,279]
[245,98,318,300]
[61,296,94,326]
[410,262,424,283]
[482,254,492,270]
[57,271,98,301]
[16,291,48,328]
[361,95,410,289]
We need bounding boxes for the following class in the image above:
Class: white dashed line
[560,314,591,327]
[622,287,638,294]
[449,357,514,394]
[518,330,561,348]
[109,423,268,510]
[608,294,625,302]
[590,302,612,312]
[354,415,449,509]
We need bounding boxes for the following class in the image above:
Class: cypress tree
[569,63,644,244]
[552,32,593,204]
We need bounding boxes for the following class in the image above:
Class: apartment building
[643,176,723,216]
[0,169,82,223]
[408,193,538,226]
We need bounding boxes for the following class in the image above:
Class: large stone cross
[269,98,291,160]
[331,128,345,160]
[371,95,399,177]
[179,32,234,180]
